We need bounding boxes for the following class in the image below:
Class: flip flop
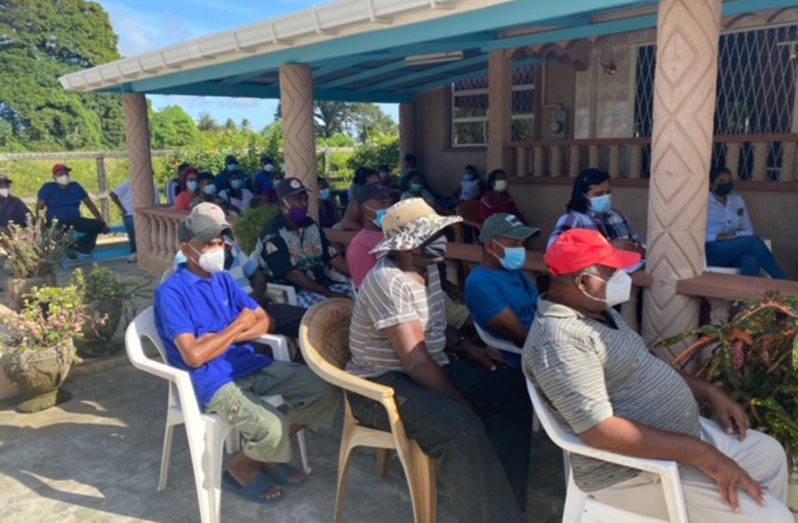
[222,471,285,505]
[264,463,306,487]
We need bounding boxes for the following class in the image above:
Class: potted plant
[658,294,798,512]
[0,284,88,413]
[0,215,73,311]
[72,264,149,357]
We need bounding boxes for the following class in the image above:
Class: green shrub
[233,204,280,255]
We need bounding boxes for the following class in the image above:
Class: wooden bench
[677,272,798,300]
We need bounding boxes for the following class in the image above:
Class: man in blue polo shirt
[155,212,341,504]
[465,213,541,347]
[36,163,109,256]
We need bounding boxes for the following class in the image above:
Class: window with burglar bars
[451,65,536,147]
[634,24,798,179]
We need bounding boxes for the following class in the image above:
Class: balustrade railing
[506,134,798,182]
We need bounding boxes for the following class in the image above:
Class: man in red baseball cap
[523,229,791,522]
[37,163,110,257]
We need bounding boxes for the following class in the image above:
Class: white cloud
[101,1,196,56]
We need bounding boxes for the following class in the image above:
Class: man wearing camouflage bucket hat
[347,198,531,523]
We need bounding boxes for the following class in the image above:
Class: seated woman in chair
[705,166,785,279]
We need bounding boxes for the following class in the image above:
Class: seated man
[347,198,531,523]
[37,163,109,256]
[171,203,306,339]
[259,177,352,309]
[0,175,30,233]
[524,229,791,523]
[155,213,342,503]
[465,213,541,348]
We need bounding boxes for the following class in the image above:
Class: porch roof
[59,0,795,103]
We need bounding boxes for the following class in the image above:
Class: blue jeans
[123,214,136,254]
[705,235,785,279]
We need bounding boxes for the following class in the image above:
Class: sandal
[265,463,306,487]
[222,471,285,504]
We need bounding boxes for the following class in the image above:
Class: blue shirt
[37,182,88,224]
[706,192,754,242]
[465,266,539,340]
[154,267,272,410]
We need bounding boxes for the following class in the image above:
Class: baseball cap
[276,177,309,200]
[544,229,641,276]
[356,183,393,205]
[178,213,231,243]
[52,163,72,175]
[190,202,227,225]
[479,213,540,243]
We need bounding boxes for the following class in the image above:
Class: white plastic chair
[125,307,309,523]
[525,378,688,523]
[265,283,298,306]
[474,323,539,432]
[706,238,772,275]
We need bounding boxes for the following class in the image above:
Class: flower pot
[75,299,124,357]
[7,273,57,312]
[2,339,74,413]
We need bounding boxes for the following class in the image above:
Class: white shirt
[113,181,160,215]
[706,192,754,242]
[219,188,253,215]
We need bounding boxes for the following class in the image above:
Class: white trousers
[592,418,793,523]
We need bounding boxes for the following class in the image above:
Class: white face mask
[264,164,274,173]
[494,179,508,192]
[56,174,70,186]
[190,245,226,274]
[580,269,632,307]
[0,188,9,198]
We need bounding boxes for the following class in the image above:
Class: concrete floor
[0,364,565,523]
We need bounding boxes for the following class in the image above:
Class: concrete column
[487,51,512,172]
[642,0,722,358]
[399,103,415,164]
[279,64,318,220]
[122,93,155,270]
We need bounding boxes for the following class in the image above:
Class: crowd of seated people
[144,152,792,522]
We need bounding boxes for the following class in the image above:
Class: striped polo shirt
[522,297,700,492]
[347,256,449,377]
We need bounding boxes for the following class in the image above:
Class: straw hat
[370,198,462,254]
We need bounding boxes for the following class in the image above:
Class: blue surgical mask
[203,185,217,196]
[186,180,198,192]
[319,189,331,201]
[493,243,527,271]
[174,251,188,268]
[589,194,612,214]
[365,205,388,228]
[231,179,243,190]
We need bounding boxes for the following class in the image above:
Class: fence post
[96,155,111,223]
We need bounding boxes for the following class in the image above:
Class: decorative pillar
[487,51,512,172]
[279,64,318,220]
[642,0,722,358]
[123,93,156,271]
[399,103,415,166]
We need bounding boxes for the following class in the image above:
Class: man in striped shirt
[347,198,531,523]
[524,229,790,522]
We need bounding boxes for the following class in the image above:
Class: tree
[151,106,199,149]
[196,112,220,132]
[224,118,237,131]
[240,118,252,131]
[349,103,397,142]
[0,0,125,151]
[275,100,397,142]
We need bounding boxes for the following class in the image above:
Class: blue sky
[95,0,399,130]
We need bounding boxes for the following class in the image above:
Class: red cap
[545,229,641,276]
[52,163,72,175]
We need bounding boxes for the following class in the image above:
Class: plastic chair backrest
[458,199,483,225]
[299,298,394,404]
[474,322,523,355]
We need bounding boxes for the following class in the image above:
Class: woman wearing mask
[480,169,521,221]
[219,171,253,217]
[400,171,437,207]
[459,165,482,202]
[705,166,785,278]
[317,178,340,228]
[197,173,221,206]
[548,168,644,253]
[173,167,201,211]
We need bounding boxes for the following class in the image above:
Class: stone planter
[789,452,798,516]
[2,339,74,413]
[7,273,57,312]
[75,298,124,358]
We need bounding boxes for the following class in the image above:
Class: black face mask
[419,235,448,259]
[714,182,733,197]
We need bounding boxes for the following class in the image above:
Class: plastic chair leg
[562,469,588,523]
[334,414,358,521]
[225,428,241,454]
[376,448,392,478]
[296,428,311,474]
[158,421,176,491]
[532,410,541,433]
